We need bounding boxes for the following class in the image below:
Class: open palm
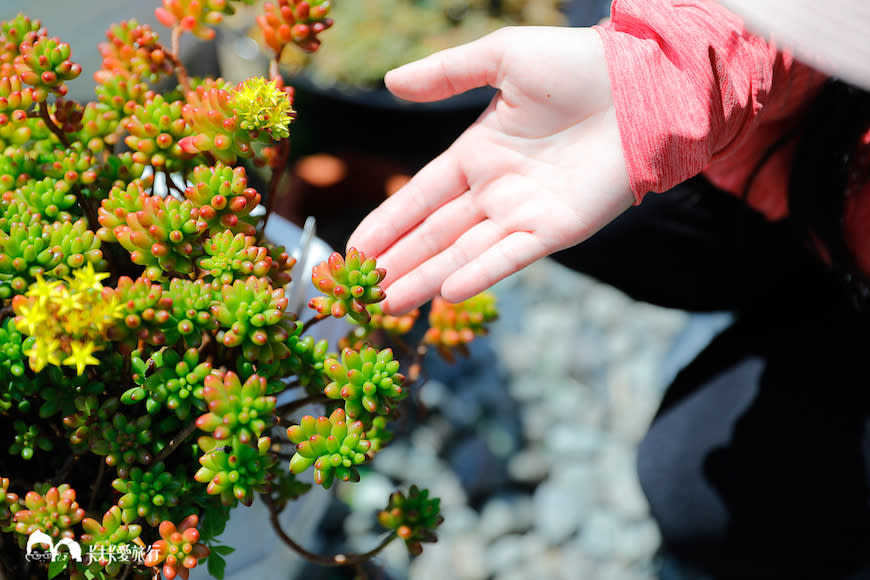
[347,26,634,313]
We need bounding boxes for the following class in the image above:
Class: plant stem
[301,314,326,334]
[168,27,191,94]
[87,461,106,513]
[51,454,76,486]
[152,421,198,465]
[260,139,292,236]
[118,562,133,580]
[36,102,70,147]
[276,393,329,417]
[262,494,397,567]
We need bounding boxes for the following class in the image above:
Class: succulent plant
[184,163,260,236]
[199,230,274,285]
[282,319,331,391]
[194,435,273,506]
[0,477,19,528]
[89,411,154,477]
[12,483,85,540]
[108,275,174,351]
[112,193,208,279]
[377,485,443,555]
[98,20,173,84]
[143,514,210,580]
[323,345,406,424]
[0,218,104,297]
[210,276,295,368]
[9,420,53,460]
[155,0,254,41]
[287,408,372,489]
[309,247,386,324]
[13,35,81,97]
[112,463,183,526]
[0,5,504,578]
[80,505,144,576]
[124,347,213,419]
[178,81,252,165]
[257,0,334,54]
[123,94,191,171]
[423,291,499,360]
[195,370,276,443]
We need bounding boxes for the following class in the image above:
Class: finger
[380,218,507,314]
[376,192,486,287]
[346,150,467,259]
[384,28,508,102]
[440,231,549,303]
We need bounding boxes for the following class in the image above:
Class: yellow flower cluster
[229,77,295,140]
[12,264,123,375]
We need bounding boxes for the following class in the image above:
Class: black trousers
[552,178,870,579]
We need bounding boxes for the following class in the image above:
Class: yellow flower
[68,263,110,294]
[23,337,62,373]
[14,300,49,337]
[54,286,82,317]
[25,275,62,307]
[63,340,101,376]
[230,77,295,140]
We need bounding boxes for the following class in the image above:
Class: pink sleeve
[596,0,778,202]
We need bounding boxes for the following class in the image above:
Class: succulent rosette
[0,477,19,528]
[184,162,261,236]
[12,484,85,541]
[286,408,372,489]
[37,142,99,190]
[155,0,255,41]
[124,347,213,419]
[163,278,220,345]
[9,420,53,460]
[5,176,77,219]
[123,94,191,170]
[194,435,273,506]
[13,35,81,97]
[423,292,499,360]
[309,247,386,324]
[112,463,182,526]
[282,318,331,391]
[112,193,208,279]
[0,74,44,127]
[210,276,295,369]
[80,505,144,576]
[89,411,154,477]
[199,230,274,285]
[0,218,104,297]
[323,345,406,424]
[143,514,210,580]
[96,178,149,242]
[257,0,334,54]
[98,20,172,84]
[195,370,276,444]
[108,275,174,350]
[377,485,443,555]
[0,15,44,63]
[179,80,253,165]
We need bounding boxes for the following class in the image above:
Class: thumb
[384,28,509,102]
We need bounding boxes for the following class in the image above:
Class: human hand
[347,26,634,313]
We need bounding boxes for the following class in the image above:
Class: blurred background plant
[257,0,568,89]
